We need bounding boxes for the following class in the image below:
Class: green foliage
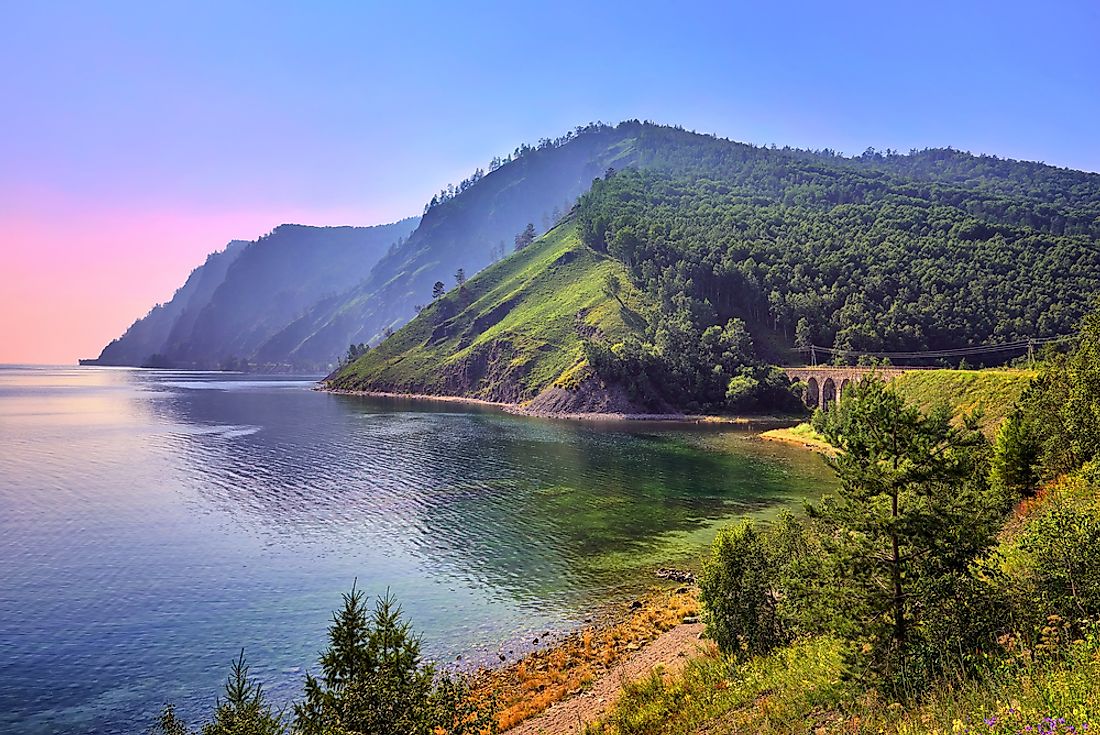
[990,409,1040,500]
[294,587,495,735]
[1019,501,1100,621]
[513,222,537,251]
[724,374,758,408]
[150,652,285,735]
[150,705,191,735]
[700,521,784,656]
[810,379,1004,689]
[585,313,800,413]
[343,343,369,366]
[203,651,286,735]
[576,154,1099,358]
[1008,306,1100,483]
[700,512,819,659]
[602,272,624,306]
[153,588,495,735]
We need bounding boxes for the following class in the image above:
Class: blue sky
[1,0,1098,361]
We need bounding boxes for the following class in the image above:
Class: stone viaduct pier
[781,366,915,409]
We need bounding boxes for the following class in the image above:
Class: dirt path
[506,622,708,735]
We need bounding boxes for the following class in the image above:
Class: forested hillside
[331,122,1100,414]
[326,220,657,411]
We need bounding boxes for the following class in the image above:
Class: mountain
[89,239,248,367]
[90,123,652,372]
[327,122,1100,414]
[265,124,645,366]
[327,218,658,412]
[87,219,418,371]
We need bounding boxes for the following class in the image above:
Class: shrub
[1020,501,1100,621]
[700,515,809,657]
[990,409,1040,502]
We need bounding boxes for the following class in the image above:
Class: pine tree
[201,651,285,735]
[814,378,997,686]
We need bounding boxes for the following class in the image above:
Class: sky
[1,1,1097,364]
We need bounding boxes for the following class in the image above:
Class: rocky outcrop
[522,375,652,416]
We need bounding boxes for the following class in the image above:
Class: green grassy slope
[765,369,1034,453]
[891,368,1035,434]
[326,220,654,403]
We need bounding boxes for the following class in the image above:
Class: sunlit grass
[891,369,1035,436]
[329,220,653,401]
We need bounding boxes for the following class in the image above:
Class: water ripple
[0,365,835,734]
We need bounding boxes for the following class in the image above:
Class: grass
[890,369,1036,436]
[584,464,1100,735]
[327,219,653,402]
[584,636,847,735]
[765,369,1036,456]
[759,423,834,454]
[584,633,1100,735]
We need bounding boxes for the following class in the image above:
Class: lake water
[0,365,835,734]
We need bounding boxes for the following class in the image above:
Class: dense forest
[579,131,1100,355]
[560,125,1100,411]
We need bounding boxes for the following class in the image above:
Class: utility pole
[811,344,818,367]
[1027,337,1034,369]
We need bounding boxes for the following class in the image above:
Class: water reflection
[0,366,834,734]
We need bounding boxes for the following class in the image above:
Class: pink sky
[0,191,391,365]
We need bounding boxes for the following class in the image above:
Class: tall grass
[585,633,1100,735]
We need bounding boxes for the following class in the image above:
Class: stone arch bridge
[781,366,916,409]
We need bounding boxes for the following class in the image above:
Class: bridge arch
[781,366,911,409]
[821,378,837,408]
[839,378,852,402]
[805,377,819,408]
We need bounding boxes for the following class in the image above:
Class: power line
[802,334,1076,361]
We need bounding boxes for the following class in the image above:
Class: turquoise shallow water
[0,365,834,734]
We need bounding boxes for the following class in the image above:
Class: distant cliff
[86,219,418,371]
[90,239,248,367]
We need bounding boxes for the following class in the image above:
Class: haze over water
[0,366,834,734]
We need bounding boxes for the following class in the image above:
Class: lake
[0,365,835,734]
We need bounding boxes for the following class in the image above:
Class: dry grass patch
[473,588,700,730]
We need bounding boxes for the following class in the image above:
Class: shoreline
[472,585,708,732]
[759,424,836,454]
[320,385,802,427]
